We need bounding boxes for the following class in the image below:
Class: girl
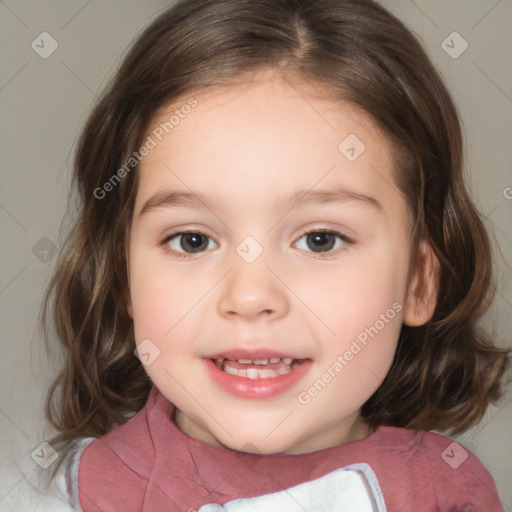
[40,0,509,510]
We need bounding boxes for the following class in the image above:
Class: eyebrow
[138,187,383,217]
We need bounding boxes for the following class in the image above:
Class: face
[128,71,415,455]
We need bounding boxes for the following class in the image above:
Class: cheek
[302,267,404,413]
[128,247,218,365]
[305,253,407,335]
[129,260,202,392]
[128,245,187,342]
[297,243,408,395]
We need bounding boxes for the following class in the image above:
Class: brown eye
[180,233,208,252]
[164,231,217,255]
[306,232,336,252]
[294,230,349,254]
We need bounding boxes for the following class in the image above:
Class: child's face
[128,72,415,455]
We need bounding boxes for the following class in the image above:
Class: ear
[403,241,440,327]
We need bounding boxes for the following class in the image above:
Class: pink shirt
[78,386,503,511]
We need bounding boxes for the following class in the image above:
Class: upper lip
[206,349,304,360]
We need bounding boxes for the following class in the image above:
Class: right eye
[160,231,218,258]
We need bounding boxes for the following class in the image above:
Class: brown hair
[42,0,509,476]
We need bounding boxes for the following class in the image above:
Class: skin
[127,71,437,455]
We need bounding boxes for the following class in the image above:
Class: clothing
[75,386,502,512]
[0,437,91,512]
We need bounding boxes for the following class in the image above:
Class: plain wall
[1,0,511,509]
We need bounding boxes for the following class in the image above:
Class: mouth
[212,357,304,379]
[204,350,311,399]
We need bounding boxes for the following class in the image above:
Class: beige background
[1,0,511,509]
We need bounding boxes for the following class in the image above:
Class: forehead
[136,73,403,214]
[149,73,381,153]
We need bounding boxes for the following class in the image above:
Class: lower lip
[204,358,312,399]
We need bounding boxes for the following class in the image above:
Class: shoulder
[0,437,95,512]
[420,430,502,508]
[77,390,161,511]
[55,437,96,511]
[79,396,157,478]
[78,436,151,512]
[367,427,503,511]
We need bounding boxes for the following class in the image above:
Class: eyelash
[159,228,352,260]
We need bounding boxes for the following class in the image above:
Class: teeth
[223,365,248,378]
[279,365,293,375]
[224,365,294,379]
[247,368,269,379]
[217,358,303,379]
[216,357,296,366]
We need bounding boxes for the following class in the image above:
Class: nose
[217,256,289,321]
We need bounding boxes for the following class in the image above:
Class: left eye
[294,230,348,254]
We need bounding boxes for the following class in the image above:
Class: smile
[205,352,312,399]
[213,357,302,379]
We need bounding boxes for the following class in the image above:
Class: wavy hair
[42,0,509,477]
